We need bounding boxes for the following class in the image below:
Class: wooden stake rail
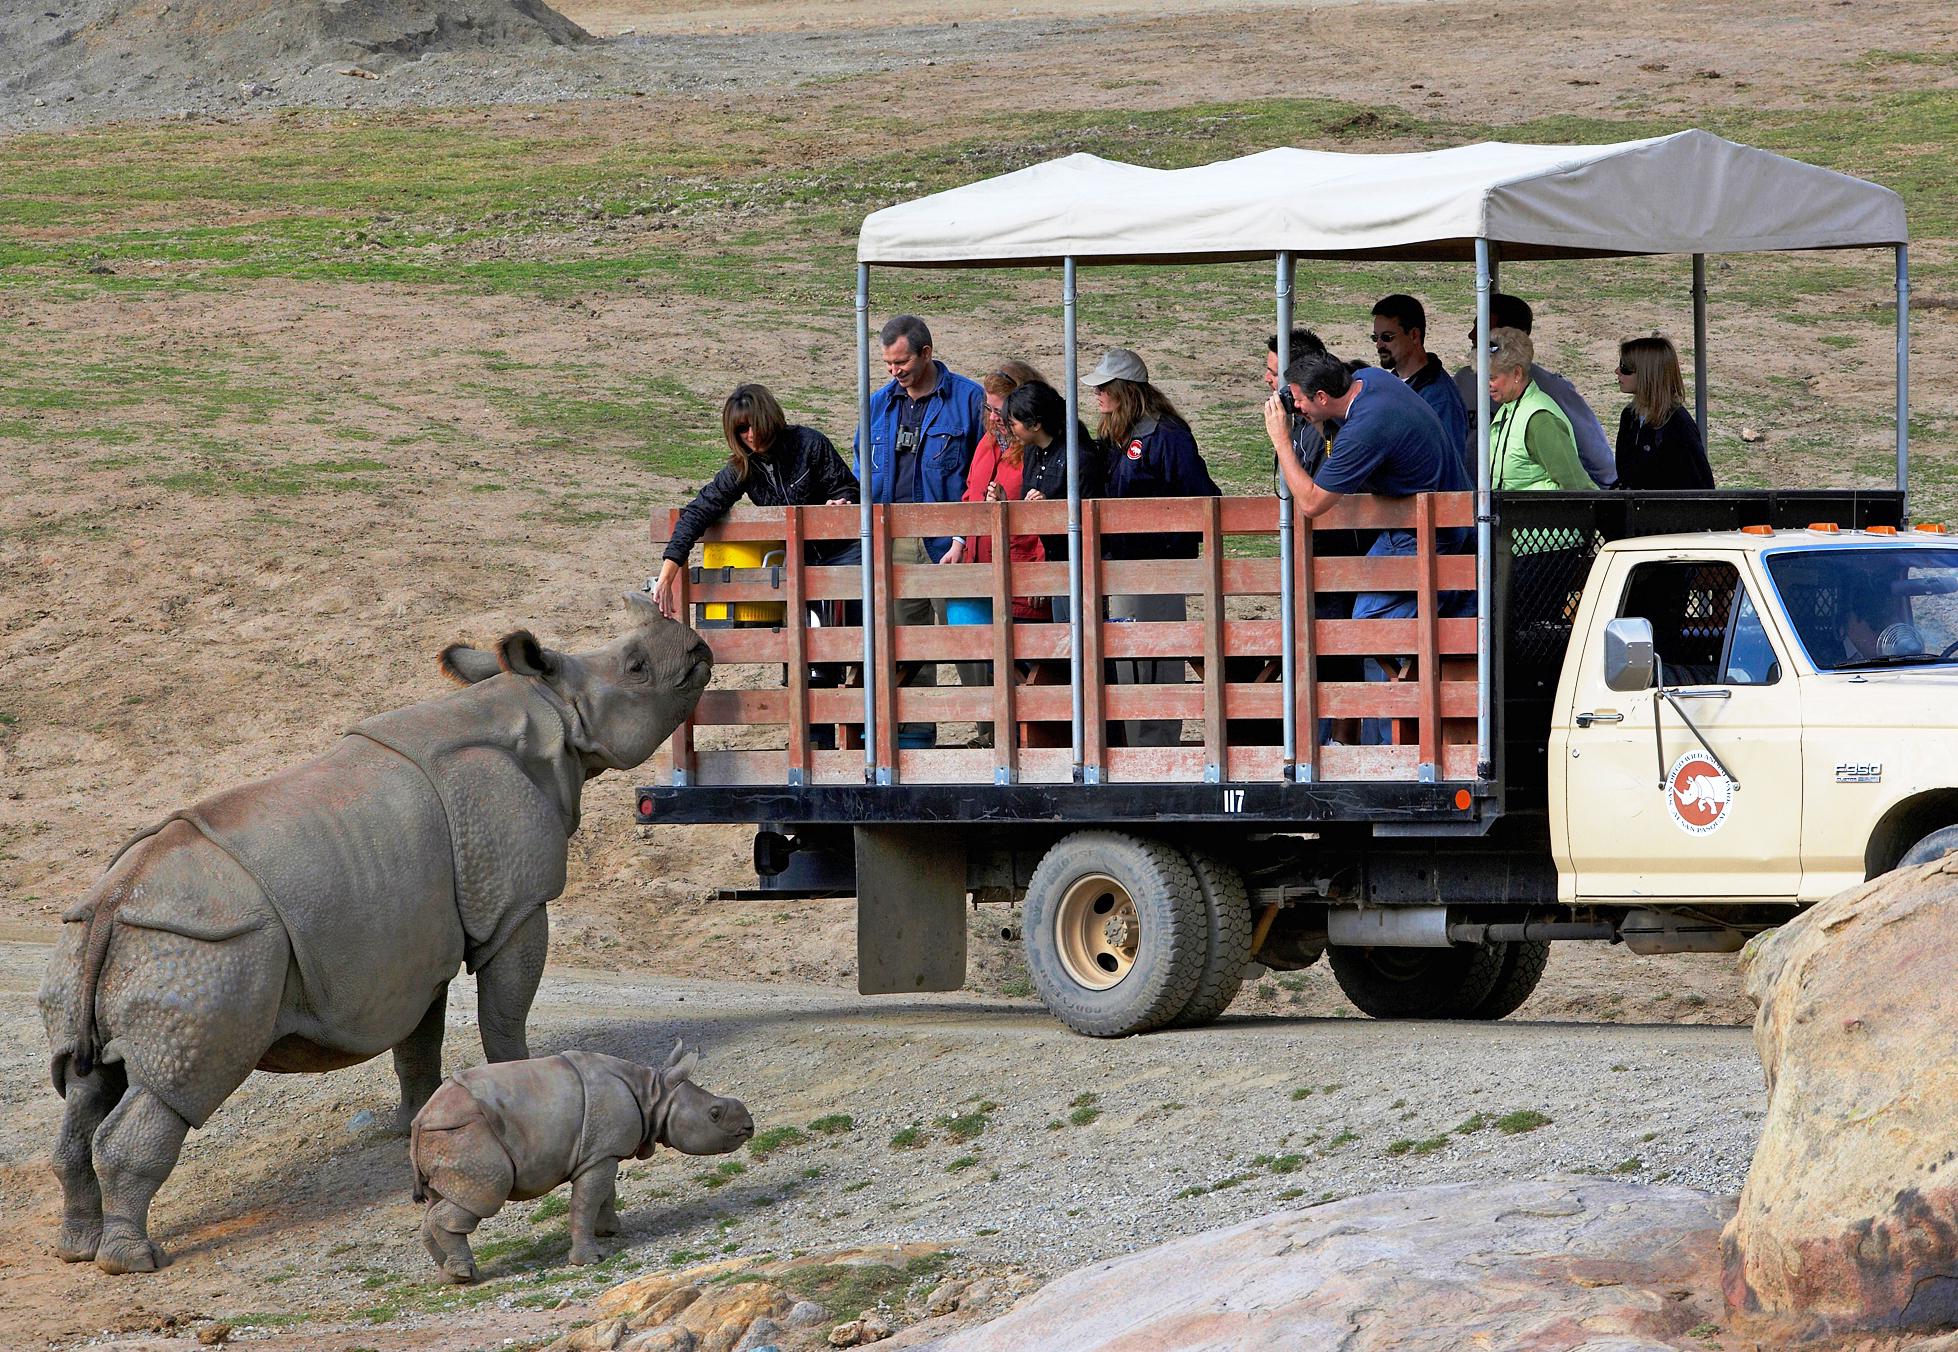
[658,493,1477,787]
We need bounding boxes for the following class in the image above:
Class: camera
[1277,385,1297,416]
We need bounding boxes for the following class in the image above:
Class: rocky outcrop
[1723,854,1958,1335]
[898,1179,1731,1351]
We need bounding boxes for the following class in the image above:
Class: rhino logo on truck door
[1666,751,1734,835]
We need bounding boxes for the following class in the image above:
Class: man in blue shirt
[1265,352,1473,745]
[855,314,985,747]
[1371,294,1470,480]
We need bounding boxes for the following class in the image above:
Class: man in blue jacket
[855,314,986,747]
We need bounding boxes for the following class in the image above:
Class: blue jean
[1350,529,1475,746]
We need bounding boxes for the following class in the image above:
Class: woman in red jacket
[939,364,1052,746]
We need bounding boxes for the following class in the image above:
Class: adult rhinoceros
[38,593,711,1275]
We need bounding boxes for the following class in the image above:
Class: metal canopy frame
[852,180,1911,791]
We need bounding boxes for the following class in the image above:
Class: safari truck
[637,132,1943,1036]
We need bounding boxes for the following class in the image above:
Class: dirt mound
[1,1,591,111]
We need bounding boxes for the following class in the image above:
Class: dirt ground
[2,0,1955,1347]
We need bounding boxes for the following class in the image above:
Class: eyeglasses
[1370,333,1399,344]
[985,404,1007,420]
[1615,365,1636,376]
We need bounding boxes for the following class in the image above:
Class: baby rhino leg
[567,1161,620,1265]
[420,1198,482,1284]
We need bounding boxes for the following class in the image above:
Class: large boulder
[1723,853,1958,1334]
[897,1179,1731,1351]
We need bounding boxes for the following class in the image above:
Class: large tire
[1022,831,1206,1037]
[1900,825,1958,870]
[1462,940,1551,1020]
[1327,941,1504,1020]
[1165,849,1255,1029]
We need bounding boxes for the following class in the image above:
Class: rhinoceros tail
[69,874,137,1080]
[410,1114,429,1203]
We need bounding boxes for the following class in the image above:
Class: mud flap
[854,826,968,994]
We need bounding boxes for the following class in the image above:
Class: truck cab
[1553,526,1958,905]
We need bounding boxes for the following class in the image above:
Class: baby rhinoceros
[409,1042,752,1282]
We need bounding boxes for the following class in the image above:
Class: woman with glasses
[1485,328,1597,492]
[1613,335,1715,490]
[939,363,1052,744]
[652,383,859,618]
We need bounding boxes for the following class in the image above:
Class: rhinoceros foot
[95,1234,166,1275]
[55,1220,101,1263]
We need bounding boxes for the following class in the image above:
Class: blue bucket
[945,597,993,625]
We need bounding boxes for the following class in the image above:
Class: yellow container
[701,540,786,624]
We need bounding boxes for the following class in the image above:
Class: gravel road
[0,932,1766,1348]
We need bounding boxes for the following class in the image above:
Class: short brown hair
[980,360,1045,399]
[1620,335,1687,425]
[721,383,787,482]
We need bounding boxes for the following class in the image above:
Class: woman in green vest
[1486,328,1597,491]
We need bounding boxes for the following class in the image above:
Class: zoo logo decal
[1666,751,1733,836]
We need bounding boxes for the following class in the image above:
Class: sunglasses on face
[1370,333,1399,344]
[1616,365,1636,376]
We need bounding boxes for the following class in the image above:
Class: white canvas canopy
[846,129,1912,785]
[858,129,1907,267]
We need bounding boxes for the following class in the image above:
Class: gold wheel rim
[1054,872,1138,991]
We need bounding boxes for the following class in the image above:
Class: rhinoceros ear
[498,630,559,679]
[663,1042,699,1086]
[440,644,503,685]
[625,589,663,621]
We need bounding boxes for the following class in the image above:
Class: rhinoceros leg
[566,1161,620,1265]
[92,1083,192,1275]
[476,908,547,1063]
[391,981,449,1134]
[51,1059,128,1262]
[421,1198,481,1283]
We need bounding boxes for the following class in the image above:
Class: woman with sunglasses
[652,383,860,619]
[1613,335,1715,490]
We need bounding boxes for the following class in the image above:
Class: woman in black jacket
[1613,336,1715,490]
[652,384,860,618]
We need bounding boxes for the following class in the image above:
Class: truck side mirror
[1603,617,1656,691]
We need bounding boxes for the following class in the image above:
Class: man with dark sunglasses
[1372,294,1469,477]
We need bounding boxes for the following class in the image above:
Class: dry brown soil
[2,1,1955,1348]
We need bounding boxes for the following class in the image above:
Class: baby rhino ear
[440,644,503,685]
[667,1050,699,1085]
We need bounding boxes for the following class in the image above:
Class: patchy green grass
[529,1194,570,1224]
[807,1114,855,1136]
[889,1124,926,1150]
[1385,1136,1450,1157]
[746,1125,809,1162]
[1495,1110,1554,1135]
[695,1159,748,1188]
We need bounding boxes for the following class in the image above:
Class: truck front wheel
[1900,825,1958,870]
[1022,831,1206,1037]
[1327,941,1504,1020]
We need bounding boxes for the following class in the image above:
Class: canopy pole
[1275,252,1298,781]
[1692,253,1709,438]
[1897,243,1910,508]
[1065,256,1088,783]
[856,263,877,784]
[1474,240,1494,783]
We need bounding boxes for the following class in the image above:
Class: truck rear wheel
[1022,831,1206,1037]
[1900,825,1958,870]
[1462,940,1551,1020]
[1165,849,1254,1029]
[1327,941,1504,1020]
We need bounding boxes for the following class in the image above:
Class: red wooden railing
[657,493,1478,786]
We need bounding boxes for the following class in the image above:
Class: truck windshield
[1766,548,1958,670]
